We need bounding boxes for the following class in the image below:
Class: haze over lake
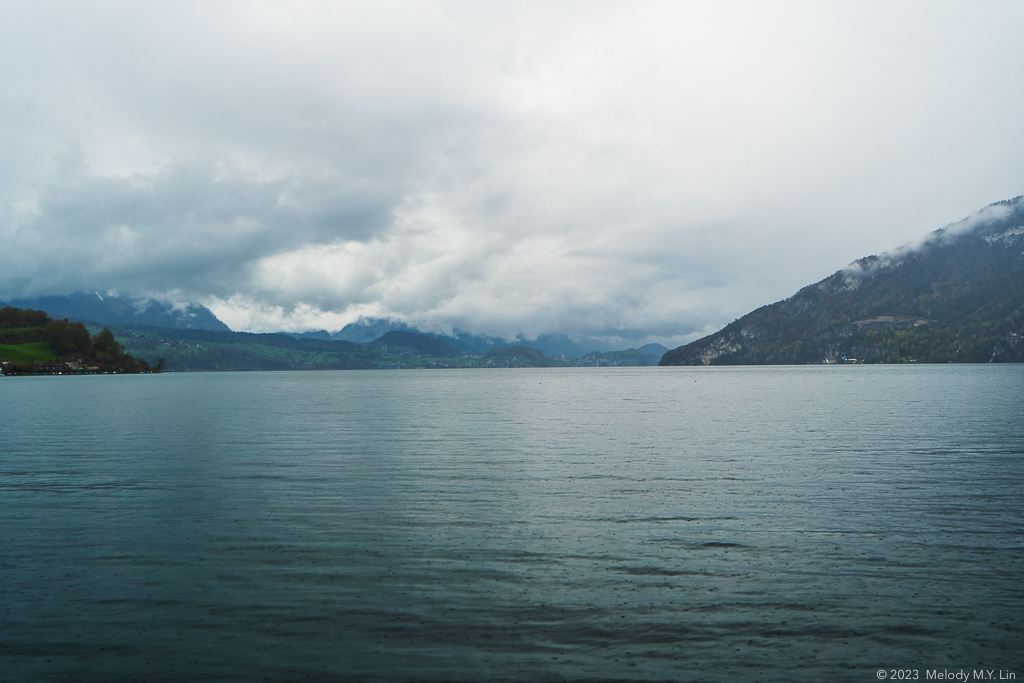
[2,366,1022,681]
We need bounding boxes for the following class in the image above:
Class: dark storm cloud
[6,142,396,296]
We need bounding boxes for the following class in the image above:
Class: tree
[45,320,92,356]
[0,306,49,328]
[92,328,119,355]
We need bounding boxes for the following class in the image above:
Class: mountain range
[301,319,665,360]
[661,196,1024,365]
[3,292,229,332]
[2,292,665,360]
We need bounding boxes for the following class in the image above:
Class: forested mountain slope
[661,197,1024,365]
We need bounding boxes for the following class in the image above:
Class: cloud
[840,196,1023,279]
[2,1,1024,345]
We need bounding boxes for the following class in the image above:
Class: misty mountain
[332,318,517,354]
[661,196,1024,365]
[324,318,469,350]
[525,335,584,358]
[325,318,584,356]
[638,343,670,364]
[333,318,416,344]
[4,292,230,332]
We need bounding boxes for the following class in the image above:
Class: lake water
[1,366,1022,682]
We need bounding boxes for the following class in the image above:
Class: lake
[1,366,1022,681]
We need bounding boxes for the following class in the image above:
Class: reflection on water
[1,366,1022,681]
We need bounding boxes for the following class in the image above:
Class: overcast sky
[2,1,1023,344]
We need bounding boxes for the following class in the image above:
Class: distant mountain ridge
[5,293,661,359]
[74,323,576,371]
[3,292,230,332]
[638,343,670,364]
[480,345,569,367]
[307,317,596,357]
[661,196,1024,365]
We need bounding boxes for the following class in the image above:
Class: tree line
[1,306,164,374]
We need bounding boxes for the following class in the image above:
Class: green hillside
[662,196,1024,365]
[0,342,59,364]
[371,330,463,357]
[0,306,149,374]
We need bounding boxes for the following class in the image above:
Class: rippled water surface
[2,366,1023,682]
